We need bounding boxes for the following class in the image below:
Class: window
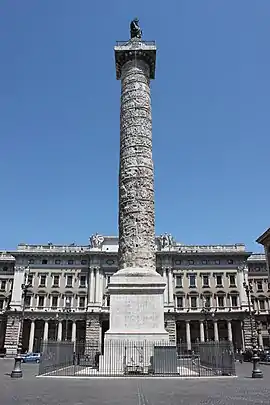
[259,300,265,310]
[257,280,263,291]
[0,280,6,291]
[55,259,61,265]
[176,275,182,288]
[216,275,223,287]
[229,275,236,287]
[215,260,220,265]
[79,296,85,308]
[65,296,72,308]
[66,275,73,287]
[27,274,33,286]
[227,259,233,264]
[52,296,58,308]
[39,275,46,287]
[53,275,59,287]
[176,296,183,309]
[0,299,4,310]
[190,296,197,309]
[38,296,44,308]
[68,260,74,265]
[81,260,87,265]
[231,295,238,308]
[79,275,86,288]
[3,266,8,271]
[204,296,211,308]
[188,260,194,265]
[29,259,34,264]
[189,274,196,288]
[218,296,224,308]
[202,275,209,287]
[42,259,48,265]
[25,296,31,308]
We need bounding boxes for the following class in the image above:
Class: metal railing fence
[38,340,235,377]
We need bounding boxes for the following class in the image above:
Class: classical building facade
[0,235,269,355]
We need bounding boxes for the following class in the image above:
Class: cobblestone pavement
[1,359,270,404]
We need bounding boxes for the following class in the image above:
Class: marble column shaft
[214,320,219,342]
[95,268,100,304]
[168,269,174,304]
[72,321,76,343]
[28,320,35,352]
[43,320,49,342]
[227,320,233,342]
[57,321,62,341]
[200,321,205,342]
[186,321,191,350]
[89,268,95,303]
[118,59,155,271]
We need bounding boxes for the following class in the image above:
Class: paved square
[1,359,270,404]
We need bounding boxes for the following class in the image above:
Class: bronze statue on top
[130,18,142,39]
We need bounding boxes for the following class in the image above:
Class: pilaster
[10,266,25,311]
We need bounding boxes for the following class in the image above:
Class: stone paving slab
[1,359,270,404]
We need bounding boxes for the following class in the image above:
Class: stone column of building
[186,320,191,350]
[72,321,76,345]
[57,321,62,341]
[214,320,219,342]
[99,270,104,304]
[89,268,95,303]
[258,327,264,349]
[43,321,49,342]
[227,320,233,342]
[28,320,35,352]
[200,321,205,342]
[162,267,168,304]
[168,268,174,306]
[95,268,100,304]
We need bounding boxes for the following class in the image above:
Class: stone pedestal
[100,268,168,373]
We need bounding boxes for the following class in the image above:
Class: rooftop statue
[130,17,142,39]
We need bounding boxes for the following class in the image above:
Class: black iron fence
[39,341,74,375]
[38,340,235,377]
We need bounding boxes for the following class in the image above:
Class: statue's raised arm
[130,17,142,39]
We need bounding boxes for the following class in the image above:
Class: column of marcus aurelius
[100,21,168,373]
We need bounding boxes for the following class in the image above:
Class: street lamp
[201,297,214,342]
[11,263,30,378]
[243,281,263,379]
[64,297,71,341]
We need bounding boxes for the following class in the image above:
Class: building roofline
[256,228,270,244]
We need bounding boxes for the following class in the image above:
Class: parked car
[260,350,270,362]
[22,353,41,363]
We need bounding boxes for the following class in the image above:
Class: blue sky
[0,1,269,252]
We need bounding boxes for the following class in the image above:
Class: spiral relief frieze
[118,57,155,271]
